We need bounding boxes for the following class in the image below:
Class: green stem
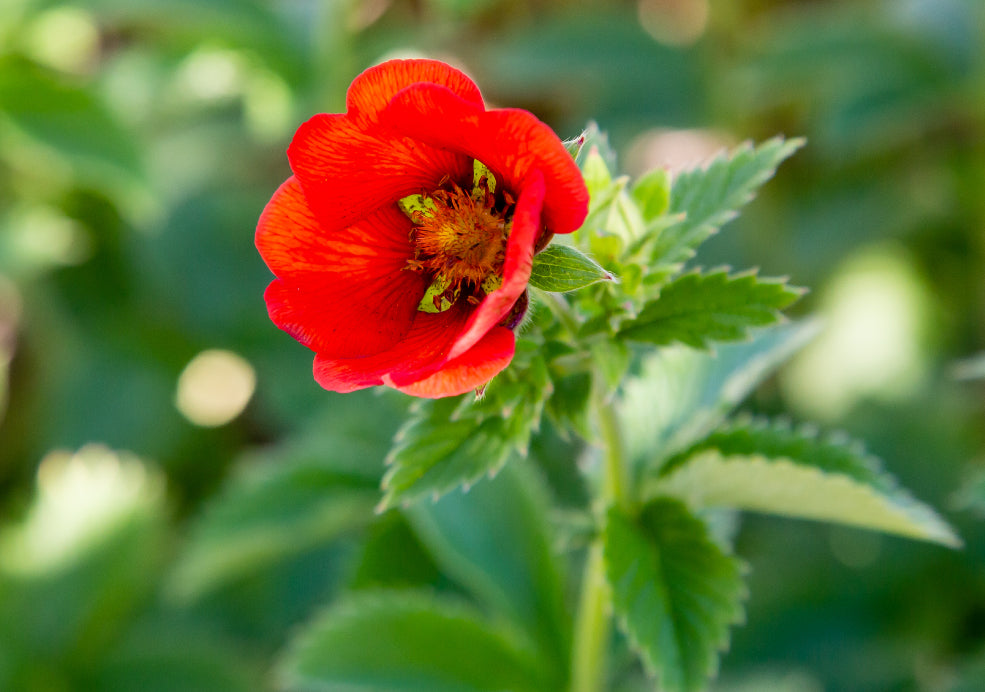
[570,540,609,692]
[595,388,629,512]
[569,383,630,692]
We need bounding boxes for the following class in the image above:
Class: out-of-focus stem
[569,383,630,692]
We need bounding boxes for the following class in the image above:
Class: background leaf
[604,499,746,692]
[405,461,569,674]
[618,269,804,348]
[168,399,401,600]
[0,58,142,182]
[88,620,259,692]
[0,447,167,687]
[278,590,550,692]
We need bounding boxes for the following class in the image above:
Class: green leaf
[0,447,167,666]
[168,395,402,600]
[0,58,142,181]
[381,358,549,510]
[406,462,568,670]
[90,622,259,692]
[631,167,671,221]
[620,320,821,474]
[952,470,985,518]
[572,139,645,257]
[169,461,378,601]
[591,338,631,395]
[660,417,959,545]
[529,244,615,292]
[649,446,960,547]
[563,131,587,160]
[651,137,805,266]
[278,590,550,692]
[575,121,617,172]
[605,499,746,692]
[381,398,518,511]
[545,371,593,439]
[618,269,805,349]
[661,417,889,487]
[582,146,613,197]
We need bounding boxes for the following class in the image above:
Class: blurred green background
[1,0,984,690]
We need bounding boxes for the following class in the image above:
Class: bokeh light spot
[783,246,931,420]
[25,7,99,74]
[624,127,734,179]
[175,349,256,427]
[637,0,710,46]
[0,445,163,575]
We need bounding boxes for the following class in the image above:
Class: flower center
[399,161,514,313]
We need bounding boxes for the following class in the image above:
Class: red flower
[256,59,588,398]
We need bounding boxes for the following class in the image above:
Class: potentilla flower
[256,59,589,398]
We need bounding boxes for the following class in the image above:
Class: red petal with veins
[346,58,484,125]
[382,83,589,235]
[392,327,515,398]
[312,304,472,393]
[257,177,425,358]
[288,114,471,234]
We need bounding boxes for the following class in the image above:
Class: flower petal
[312,305,472,393]
[346,58,483,125]
[258,180,426,358]
[383,83,589,235]
[447,170,545,361]
[288,114,471,234]
[392,327,516,398]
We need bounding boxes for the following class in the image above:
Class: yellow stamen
[399,161,512,313]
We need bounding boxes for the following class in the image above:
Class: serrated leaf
[381,362,548,510]
[619,269,804,349]
[620,320,822,475]
[405,461,569,673]
[381,399,517,511]
[650,450,960,547]
[660,418,890,488]
[605,499,746,692]
[651,137,804,266]
[278,590,549,692]
[529,244,615,292]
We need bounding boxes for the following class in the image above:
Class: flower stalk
[570,380,630,692]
